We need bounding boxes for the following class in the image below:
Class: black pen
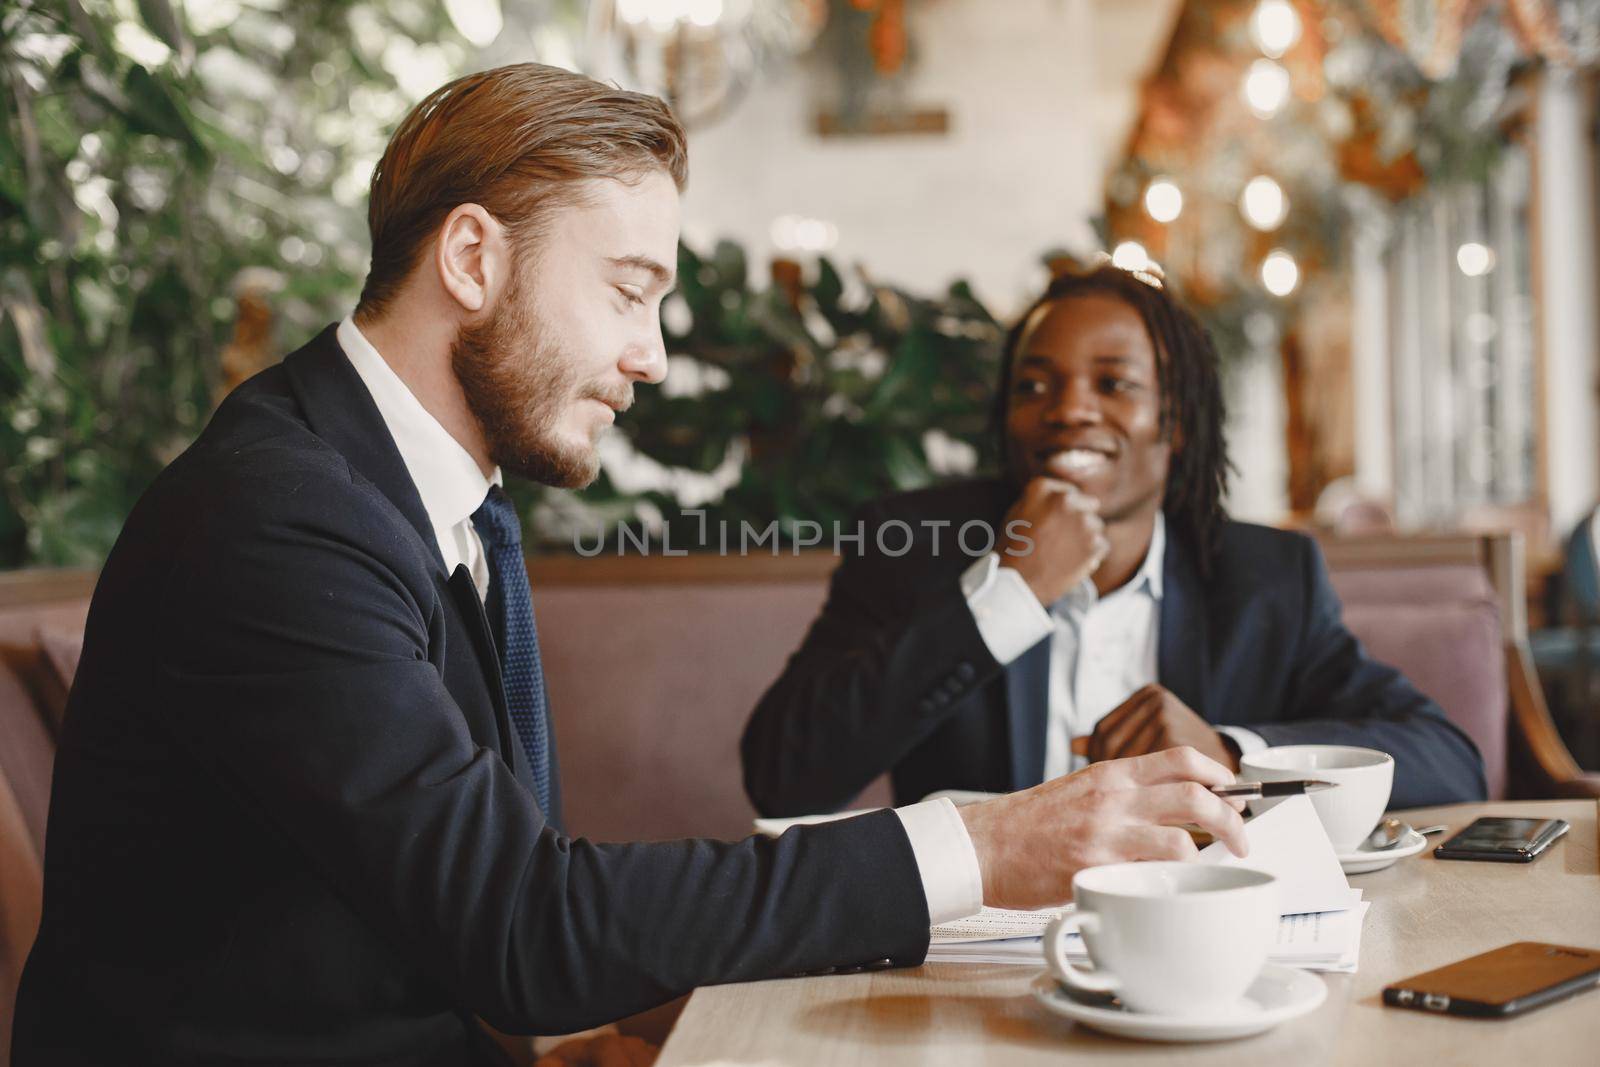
[1210,779,1336,799]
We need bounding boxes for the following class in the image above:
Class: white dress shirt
[962,513,1264,780]
[1042,516,1165,779]
[339,317,502,598]
[337,316,985,925]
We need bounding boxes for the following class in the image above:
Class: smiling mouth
[1042,448,1114,478]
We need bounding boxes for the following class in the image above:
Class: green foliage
[514,241,1006,549]
[1,0,466,566]
[2,1,1008,566]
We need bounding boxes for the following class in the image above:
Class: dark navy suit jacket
[15,327,929,1066]
[742,479,1487,816]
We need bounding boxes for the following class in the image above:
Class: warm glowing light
[771,214,838,252]
[1144,178,1184,223]
[686,0,724,27]
[1250,0,1301,59]
[1243,59,1291,118]
[1240,175,1288,231]
[1111,241,1153,273]
[444,0,503,47]
[1457,242,1496,277]
[618,0,727,28]
[1261,249,1299,297]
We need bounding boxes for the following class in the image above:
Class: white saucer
[1031,963,1327,1043]
[1338,827,1428,874]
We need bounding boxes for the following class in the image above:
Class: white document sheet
[1197,794,1362,915]
[927,902,1370,972]
[930,905,1072,944]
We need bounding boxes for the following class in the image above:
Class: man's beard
[451,279,629,489]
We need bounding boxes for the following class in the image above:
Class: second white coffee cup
[1240,744,1394,852]
[1043,862,1278,1017]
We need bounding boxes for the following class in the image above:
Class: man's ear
[434,203,506,314]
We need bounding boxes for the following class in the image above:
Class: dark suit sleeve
[741,502,1007,817]
[156,464,930,1034]
[1248,538,1488,807]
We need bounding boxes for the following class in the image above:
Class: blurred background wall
[677,0,1178,312]
[3,0,1598,571]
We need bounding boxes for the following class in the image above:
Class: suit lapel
[968,477,1050,791]
[1158,533,1210,718]
[280,326,536,788]
[444,566,525,775]
[1005,638,1051,790]
[280,325,447,579]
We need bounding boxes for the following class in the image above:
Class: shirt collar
[1133,511,1166,600]
[336,316,502,543]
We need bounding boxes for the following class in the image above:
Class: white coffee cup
[1239,745,1394,852]
[1043,862,1278,1017]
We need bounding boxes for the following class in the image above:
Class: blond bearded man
[15,65,1245,1066]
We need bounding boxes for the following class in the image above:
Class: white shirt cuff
[1218,725,1269,756]
[893,798,984,925]
[960,553,1053,666]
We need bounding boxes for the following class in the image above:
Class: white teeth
[1050,449,1109,474]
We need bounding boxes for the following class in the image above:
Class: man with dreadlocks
[741,263,1486,822]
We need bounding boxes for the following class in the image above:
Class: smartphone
[1432,816,1570,862]
[1384,942,1600,1017]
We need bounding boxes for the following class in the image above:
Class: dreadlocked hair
[990,264,1231,580]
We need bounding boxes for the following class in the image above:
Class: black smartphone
[1433,816,1570,862]
[1384,942,1600,1017]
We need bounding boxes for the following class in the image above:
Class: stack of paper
[928,796,1370,974]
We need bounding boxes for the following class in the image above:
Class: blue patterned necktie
[471,486,554,817]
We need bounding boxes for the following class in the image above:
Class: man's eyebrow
[1017,353,1146,369]
[607,255,675,287]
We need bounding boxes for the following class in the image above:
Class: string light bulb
[1249,0,1301,59]
[1144,178,1184,223]
[1243,59,1291,119]
[1261,249,1299,297]
[1111,241,1153,273]
[1240,175,1289,232]
[1457,242,1495,277]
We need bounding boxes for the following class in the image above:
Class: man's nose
[1044,377,1102,425]
[619,326,667,385]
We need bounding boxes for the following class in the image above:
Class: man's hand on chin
[1085,684,1240,772]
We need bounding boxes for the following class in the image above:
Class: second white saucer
[1031,963,1327,1043]
[1338,827,1428,874]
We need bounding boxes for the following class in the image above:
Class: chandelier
[585,0,828,127]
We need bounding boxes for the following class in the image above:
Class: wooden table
[657,800,1600,1065]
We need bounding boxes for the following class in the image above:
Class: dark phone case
[1433,818,1569,863]
[1383,942,1600,1018]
